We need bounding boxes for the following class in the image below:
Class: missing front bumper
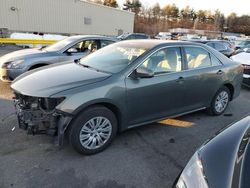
[13,94,72,146]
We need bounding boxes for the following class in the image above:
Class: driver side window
[140,47,182,75]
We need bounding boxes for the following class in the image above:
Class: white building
[0,0,134,36]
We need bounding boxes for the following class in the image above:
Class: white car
[154,32,171,40]
[231,50,250,87]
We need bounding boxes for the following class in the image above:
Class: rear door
[181,46,225,110]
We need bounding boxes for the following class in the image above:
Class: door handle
[176,76,184,83]
[217,70,224,75]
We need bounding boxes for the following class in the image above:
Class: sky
[117,0,250,16]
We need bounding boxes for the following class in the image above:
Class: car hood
[0,48,51,66]
[231,52,250,65]
[199,116,250,188]
[11,62,111,97]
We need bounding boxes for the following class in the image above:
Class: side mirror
[135,67,154,78]
[67,48,78,54]
[243,48,250,53]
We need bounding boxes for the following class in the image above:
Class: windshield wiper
[39,46,47,50]
[80,63,100,72]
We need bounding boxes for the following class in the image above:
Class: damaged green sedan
[11,40,243,154]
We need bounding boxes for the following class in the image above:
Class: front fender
[53,79,127,130]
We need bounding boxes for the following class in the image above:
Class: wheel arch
[28,62,49,70]
[70,100,124,132]
[223,83,235,101]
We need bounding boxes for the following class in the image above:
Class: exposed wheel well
[224,83,234,100]
[29,63,48,70]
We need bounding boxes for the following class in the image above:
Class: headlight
[176,152,208,188]
[7,60,25,69]
[1,61,11,68]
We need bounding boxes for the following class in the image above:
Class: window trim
[127,44,225,78]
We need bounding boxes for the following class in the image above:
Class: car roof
[117,39,208,49]
[185,39,229,42]
[66,35,117,41]
[130,33,148,36]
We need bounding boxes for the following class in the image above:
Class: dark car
[174,115,250,188]
[0,35,117,82]
[191,40,235,57]
[117,33,150,40]
[11,40,243,154]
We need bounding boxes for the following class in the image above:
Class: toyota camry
[11,40,243,154]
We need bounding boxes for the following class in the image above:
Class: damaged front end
[13,92,72,146]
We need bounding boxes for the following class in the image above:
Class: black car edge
[174,115,250,188]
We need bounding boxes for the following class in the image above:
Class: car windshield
[43,37,77,52]
[79,42,148,73]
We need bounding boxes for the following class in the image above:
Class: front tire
[207,86,230,116]
[68,106,117,155]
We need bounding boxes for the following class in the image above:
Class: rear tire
[68,106,117,155]
[207,86,230,116]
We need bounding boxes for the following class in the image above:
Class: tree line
[88,0,250,36]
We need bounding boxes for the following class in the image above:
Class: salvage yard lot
[0,46,250,188]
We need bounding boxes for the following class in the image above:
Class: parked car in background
[11,40,243,154]
[191,40,235,57]
[117,33,150,40]
[236,39,250,50]
[0,35,117,82]
[174,115,250,188]
[155,32,171,40]
[235,44,250,54]
[231,49,250,87]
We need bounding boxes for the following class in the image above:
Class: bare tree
[103,0,118,8]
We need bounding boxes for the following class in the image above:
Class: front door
[125,47,187,125]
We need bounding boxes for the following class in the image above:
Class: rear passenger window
[185,47,211,69]
[210,54,222,66]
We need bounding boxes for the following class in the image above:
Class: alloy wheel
[79,116,112,150]
[215,91,229,113]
